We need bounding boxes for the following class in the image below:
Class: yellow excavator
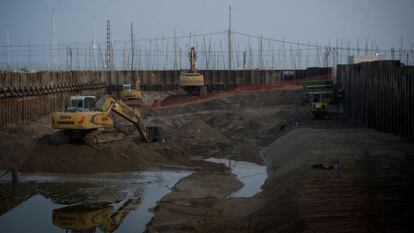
[304,80,335,119]
[52,197,140,233]
[121,80,143,101]
[49,95,158,145]
[179,47,206,95]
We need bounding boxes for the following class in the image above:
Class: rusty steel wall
[0,71,109,129]
[337,61,414,142]
[130,69,283,90]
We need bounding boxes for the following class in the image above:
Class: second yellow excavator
[121,80,143,102]
[49,95,159,145]
[179,47,206,95]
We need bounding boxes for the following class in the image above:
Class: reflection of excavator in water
[49,95,159,145]
[179,47,206,95]
[52,197,140,233]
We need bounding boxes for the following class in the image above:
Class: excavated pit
[2,87,413,233]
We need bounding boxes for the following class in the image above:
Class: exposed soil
[141,90,176,104]
[254,127,414,232]
[1,87,414,232]
[146,89,414,233]
[0,119,190,173]
[0,88,300,173]
[143,88,303,163]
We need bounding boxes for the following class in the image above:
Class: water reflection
[0,170,191,233]
[52,198,140,233]
[0,182,37,216]
[205,158,267,198]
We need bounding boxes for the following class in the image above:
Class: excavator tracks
[47,130,71,145]
[48,129,126,146]
[83,129,126,145]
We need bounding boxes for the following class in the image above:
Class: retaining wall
[337,61,414,142]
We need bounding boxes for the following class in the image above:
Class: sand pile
[141,91,176,104]
[18,137,190,173]
[172,118,231,157]
[250,127,414,232]
[176,118,228,143]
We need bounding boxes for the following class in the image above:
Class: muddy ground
[1,87,414,232]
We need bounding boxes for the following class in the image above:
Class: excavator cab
[66,96,96,112]
[123,84,132,91]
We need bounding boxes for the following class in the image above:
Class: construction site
[1,1,414,233]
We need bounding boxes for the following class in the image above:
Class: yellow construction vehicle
[179,47,206,95]
[52,197,140,233]
[50,95,158,145]
[121,80,143,101]
[304,80,335,119]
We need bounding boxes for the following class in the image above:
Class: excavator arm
[97,95,155,143]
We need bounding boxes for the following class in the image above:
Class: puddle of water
[0,170,191,233]
[115,171,190,233]
[0,195,62,233]
[205,158,267,198]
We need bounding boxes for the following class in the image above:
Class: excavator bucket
[147,126,161,142]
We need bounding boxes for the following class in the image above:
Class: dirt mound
[148,161,244,232]
[19,137,190,173]
[149,89,302,117]
[253,127,414,232]
[149,122,414,232]
[142,88,305,163]
[0,131,35,169]
[0,88,303,174]
[171,118,231,157]
[176,118,228,143]
[0,109,192,174]
[235,89,303,108]
[141,91,176,104]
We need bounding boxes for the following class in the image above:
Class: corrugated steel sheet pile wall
[0,68,332,128]
[135,69,284,90]
[337,61,414,142]
[0,71,108,128]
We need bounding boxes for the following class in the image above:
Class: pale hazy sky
[0,0,413,69]
[1,0,413,48]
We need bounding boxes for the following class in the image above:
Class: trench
[205,158,267,198]
[0,170,191,233]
